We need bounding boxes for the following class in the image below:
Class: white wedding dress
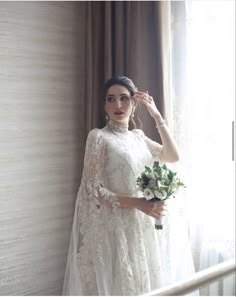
[62,120,196,296]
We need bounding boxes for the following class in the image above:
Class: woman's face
[104,84,134,124]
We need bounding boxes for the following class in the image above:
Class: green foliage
[145,166,152,173]
[141,173,150,186]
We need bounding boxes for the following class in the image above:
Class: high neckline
[107,119,129,134]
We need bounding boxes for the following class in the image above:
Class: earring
[105,114,109,120]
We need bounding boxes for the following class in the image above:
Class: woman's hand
[134,91,162,120]
[115,195,168,219]
[136,198,167,220]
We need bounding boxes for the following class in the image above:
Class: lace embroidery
[133,129,163,162]
[107,119,129,133]
[81,129,120,208]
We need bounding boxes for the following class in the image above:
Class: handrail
[142,258,236,296]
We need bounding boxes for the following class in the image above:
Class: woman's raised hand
[134,91,161,120]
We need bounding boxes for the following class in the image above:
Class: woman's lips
[114,111,124,115]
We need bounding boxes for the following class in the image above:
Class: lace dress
[62,120,196,296]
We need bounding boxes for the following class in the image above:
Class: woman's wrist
[155,119,166,128]
[135,198,146,211]
[153,115,165,128]
[152,112,163,121]
[116,194,145,209]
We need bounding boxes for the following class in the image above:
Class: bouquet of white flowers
[136,164,185,229]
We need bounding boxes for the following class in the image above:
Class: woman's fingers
[134,90,161,119]
[134,91,152,104]
[149,201,167,219]
[139,199,167,220]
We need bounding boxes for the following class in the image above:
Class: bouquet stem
[155,217,163,230]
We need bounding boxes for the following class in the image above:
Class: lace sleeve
[80,129,120,209]
[133,129,163,162]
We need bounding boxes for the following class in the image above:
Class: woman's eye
[107,97,115,102]
[121,96,129,101]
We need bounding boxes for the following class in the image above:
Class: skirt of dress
[62,197,197,296]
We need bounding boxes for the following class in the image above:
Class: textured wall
[0,2,85,295]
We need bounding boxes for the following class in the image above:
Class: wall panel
[0,2,86,295]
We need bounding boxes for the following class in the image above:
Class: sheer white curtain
[171,0,235,295]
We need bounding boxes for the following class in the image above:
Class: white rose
[143,188,155,200]
[154,190,167,200]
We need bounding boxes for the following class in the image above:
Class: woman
[63,76,195,295]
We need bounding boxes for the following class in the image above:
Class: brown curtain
[83,1,172,143]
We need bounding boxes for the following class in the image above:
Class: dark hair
[102,76,137,99]
[103,76,142,129]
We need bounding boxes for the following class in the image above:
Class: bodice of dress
[78,120,163,209]
[102,120,155,195]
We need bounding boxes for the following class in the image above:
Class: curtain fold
[154,1,173,134]
[83,1,173,144]
[84,2,107,133]
[171,1,235,295]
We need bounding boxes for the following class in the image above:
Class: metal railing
[142,258,236,296]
